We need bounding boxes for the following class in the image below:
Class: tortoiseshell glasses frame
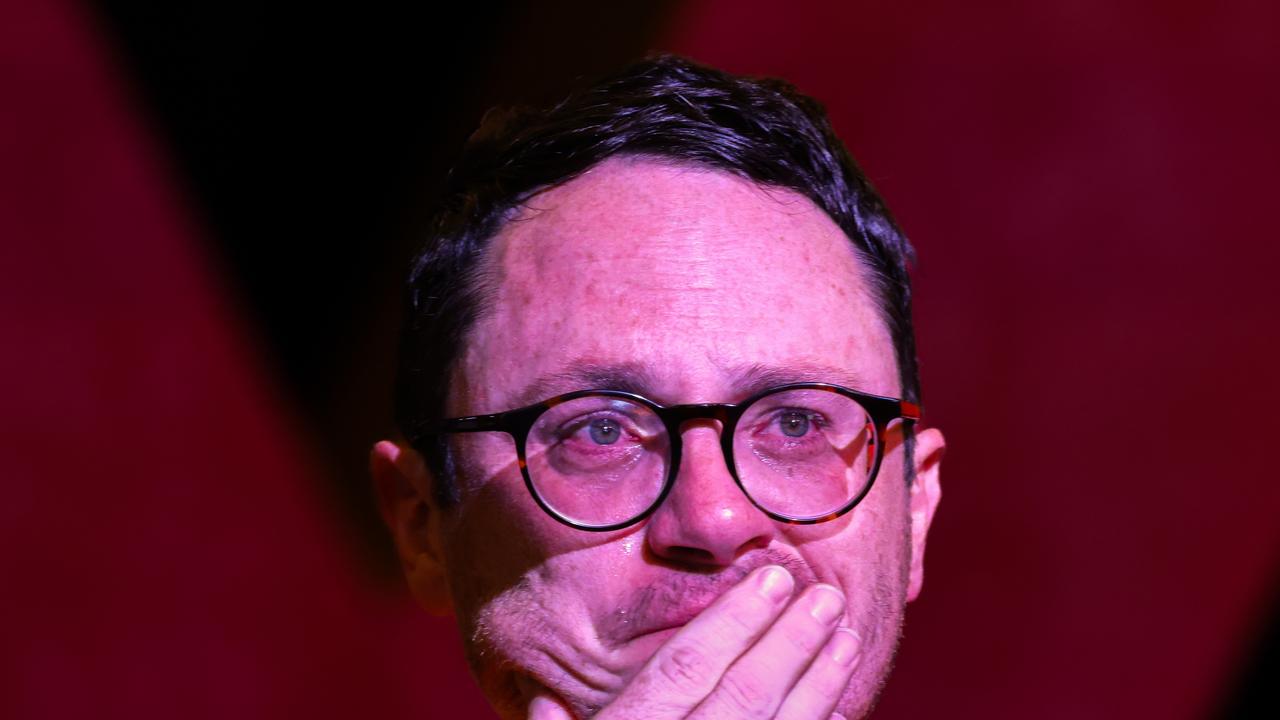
[413,382,920,532]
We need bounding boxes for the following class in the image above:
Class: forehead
[455,157,897,411]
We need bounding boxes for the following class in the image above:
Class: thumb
[527,692,574,720]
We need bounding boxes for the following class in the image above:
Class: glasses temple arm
[899,401,922,422]
[417,413,507,437]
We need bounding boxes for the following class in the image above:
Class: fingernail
[829,627,861,667]
[807,586,845,624]
[757,565,793,602]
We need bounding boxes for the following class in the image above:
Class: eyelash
[556,412,636,440]
[770,408,825,424]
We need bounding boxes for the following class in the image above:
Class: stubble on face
[463,536,911,720]
[440,157,915,719]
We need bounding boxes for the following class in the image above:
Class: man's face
[383,158,942,718]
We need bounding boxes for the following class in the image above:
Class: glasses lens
[525,395,670,528]
[732,388,877,521]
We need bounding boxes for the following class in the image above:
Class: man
[372,55,944,719]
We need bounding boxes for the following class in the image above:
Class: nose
[645,422,777,568]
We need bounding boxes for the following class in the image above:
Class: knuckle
[713,672,775,718]
[781,621,828,656]
[654,643,715,693]
[717,600,768,636]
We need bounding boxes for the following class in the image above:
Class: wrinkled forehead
[490,158,864,286]
[456,157,897,411]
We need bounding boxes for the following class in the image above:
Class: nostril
[729,533,771,563]
[661,545,718,566]
[651,530,772,569]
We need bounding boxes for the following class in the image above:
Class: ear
[371,439,453,615]
[906,427,944,602]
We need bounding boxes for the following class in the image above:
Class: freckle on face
[440,158,909,720]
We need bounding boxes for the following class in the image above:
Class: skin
[373,157,944,719]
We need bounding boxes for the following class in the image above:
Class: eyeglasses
[416,383,920,532]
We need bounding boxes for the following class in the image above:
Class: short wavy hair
[396,54,919,503]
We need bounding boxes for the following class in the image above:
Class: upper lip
[601,554,815,644]
[623,588,723,639]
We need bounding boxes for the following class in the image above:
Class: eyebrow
[725,361,868,399]
[512,359,868,408]
[512,362,662,407]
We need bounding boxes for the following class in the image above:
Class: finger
[527,692,575,720]
[773,627,861,720]
[689,584,845,720]
[596,565,795,720]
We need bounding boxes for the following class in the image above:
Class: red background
[3,0,1278,717]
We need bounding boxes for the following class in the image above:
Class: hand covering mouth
[597,550,817,644]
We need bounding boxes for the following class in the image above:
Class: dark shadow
[1216,567,1280,718]
[88,0,681,580]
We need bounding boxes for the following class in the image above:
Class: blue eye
[778,411,811,438]
[588,417,621,445]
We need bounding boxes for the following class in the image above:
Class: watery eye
[588,417,622,445]
[778,411,811,438]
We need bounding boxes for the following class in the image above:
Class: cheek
[790,451,912,622]
[446,506,641,716]
[462,565,609,719]
[442,460,568,619]
[440,437,634,647]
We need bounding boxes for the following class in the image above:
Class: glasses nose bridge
[659,402,742,507]
[663,402,735,433]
